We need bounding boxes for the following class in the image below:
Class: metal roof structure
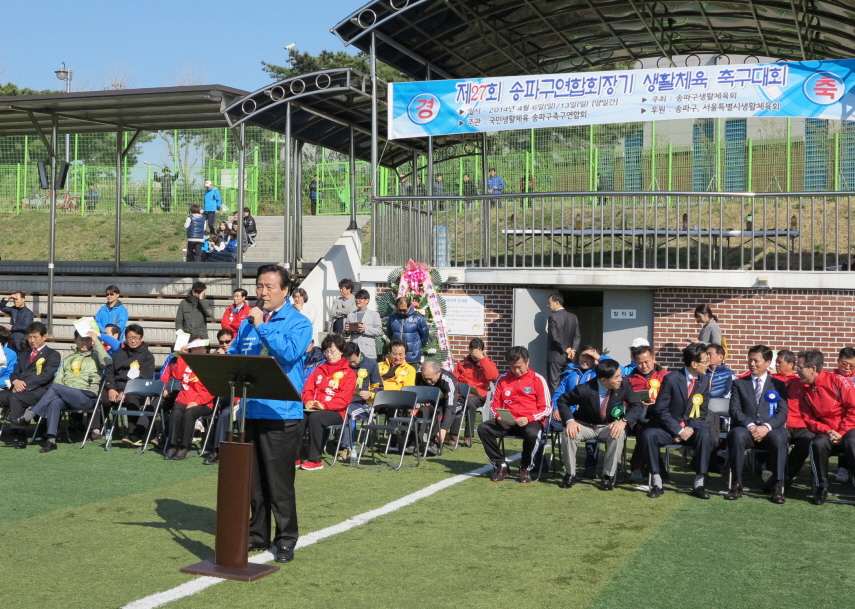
[0,85,248,136]
[331,0,855,80]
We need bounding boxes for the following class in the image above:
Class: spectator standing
[487,168,505,195]
[433,173,445,197]
[221,289,250,335]
[176,282,213,338]
[95,285,129,339]
[690,304,723,346]
[0,292,34,354]
[184,205,206,262]
[452,337,499,447]
[243,207,258,247]
[545,292,581,394]
[153,167,178,212]
[329,278,357,334]
[386,296,429,367]
[203,180,221,235]
[85,184,99,213]
[345,289,382,361]
[309,175,319,215]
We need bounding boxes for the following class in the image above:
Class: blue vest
[187,215,205,239]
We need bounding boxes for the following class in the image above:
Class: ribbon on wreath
[397,259,453,370]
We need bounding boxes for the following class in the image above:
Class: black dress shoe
[647,485,664,499]
[203,452,219,465]
[770,484,786,504]
[275,546,294,563]
[39,442,57,453]
[248,541,269,552]
[691,485,710,500]
[10,415,28,426]
[811,487,828,505]
[725,483,743,501]
[600,477,615,491]
[13,439,26,449]
[559,473,576,489]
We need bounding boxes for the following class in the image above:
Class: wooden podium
[178,353,300,582]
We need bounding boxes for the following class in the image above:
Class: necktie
[600,390,610,420]
[28,349,37,364]
[755,377,763,405]
[263,311,272,323]
[687,377,696,399]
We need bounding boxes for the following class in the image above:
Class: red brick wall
[654,288,855,367]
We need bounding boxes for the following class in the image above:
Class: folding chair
[399,385,441,460]
[449,383,482,451]
[321,409,353,468]
[104,378,166,454]
[196,396,227,457]
[77,377,109,449]
[357,389,420,471]
[498,417,550,481]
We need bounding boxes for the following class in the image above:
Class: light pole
[55,62,72,163]
[285,43,296,70]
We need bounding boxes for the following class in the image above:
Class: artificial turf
[2,435,853,609]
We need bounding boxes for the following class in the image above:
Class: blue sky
[1,0,366,93]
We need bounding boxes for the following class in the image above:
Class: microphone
[255,297,265,309]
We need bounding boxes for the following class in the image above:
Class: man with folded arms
[641,343,713,499]
[725,345,789,503]
[795,349,855,505]
[557,358,643,491]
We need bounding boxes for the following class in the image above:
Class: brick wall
[654,288,855,367]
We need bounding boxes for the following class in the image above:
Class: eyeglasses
[323,348,340,356]
[839,361,855,369]
[126,335,142,342]
[219,340,233,345]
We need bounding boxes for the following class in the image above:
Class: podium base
[180,558,280,582]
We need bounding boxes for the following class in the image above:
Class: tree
[262,47,410,83]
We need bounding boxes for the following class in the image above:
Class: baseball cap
[205,180,213,187]
[630,337,650,348]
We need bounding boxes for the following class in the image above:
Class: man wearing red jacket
[452,337,500,447]
[477,346,550,484]
[221,289,250,334]
[624,345,669,479]
[773,349,812,485]
[796,349,855,505]
[163,339,215,461]
[300,334,357,471]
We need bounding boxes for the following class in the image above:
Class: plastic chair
[357,389,420,471]
[104,378,166,454]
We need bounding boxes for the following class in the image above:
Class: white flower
[427,348,437,355]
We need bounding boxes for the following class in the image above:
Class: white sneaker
[836,467,850,482]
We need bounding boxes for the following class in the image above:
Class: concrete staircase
[243,215,370,270]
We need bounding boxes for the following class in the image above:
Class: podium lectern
[178,354,300,582]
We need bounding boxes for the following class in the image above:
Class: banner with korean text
[387,59,855,140]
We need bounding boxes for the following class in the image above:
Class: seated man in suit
[725,345,789,503]
[0,322,62,449]
[796,349,855,505]
[557,358,644,490]
[641,343,713,499]
[477,346,551,484]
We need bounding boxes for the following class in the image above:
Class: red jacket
[799,370,855,435]
[625,367,669,401]
[454,355,500,398]
[489,368,551,422]
[221,303,250,334]
[301,357,357,419]
[773,372,805,429]
[166,357,215,409]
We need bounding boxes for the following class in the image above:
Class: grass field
[3,432,855,609]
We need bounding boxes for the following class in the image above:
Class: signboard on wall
[443,295,485,336]
[388,58,855,139]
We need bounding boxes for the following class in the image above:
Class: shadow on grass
[120,498,215,559]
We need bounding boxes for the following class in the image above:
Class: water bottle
[682,213,688,231]
[574,212,582,230]
[105,426,113,450]
[745,213,753,231]
[350,445,358,466]
[790,214,798,231]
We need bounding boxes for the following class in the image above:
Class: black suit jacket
[546,308,581,362]
[729,374,788,429]
[651,368,711,436]
[11,345,61,392]
[557,377,644,426]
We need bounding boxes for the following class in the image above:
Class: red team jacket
[773,372,805,429]
[489,368,551,422]
[164,357,215,409]
[301,357,357,419]
[798,370,855,435]
[221,303,250,335]
[453,355,500,398]
[625,367,669,398]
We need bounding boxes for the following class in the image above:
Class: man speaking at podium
[229,264,313,564]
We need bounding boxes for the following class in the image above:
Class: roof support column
[283,103,293,270]
[294,141,304,264]
[426,67,434,266]
[235,123,246,290]
[481,132,489,267]
[370,31,378,266]
[115,126,123,273]
[47,115,58,335]
[348,125,358,230]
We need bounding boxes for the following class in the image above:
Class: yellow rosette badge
[35,357,46,375]
[71,360,82,377]
[329,370,345,389]
[648,378,661,401]
[356,368,368,389]
[689,393,704,418]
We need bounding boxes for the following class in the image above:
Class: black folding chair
[449,383,480,451]
[399,385,442,460]
[357,389,420,471]
[104,378,166,454]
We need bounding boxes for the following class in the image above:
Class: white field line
[124,454,521,609]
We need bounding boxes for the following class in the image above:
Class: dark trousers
[787,427,814,480]
[477,419,542,471]
[546,361,565,395]
[449,395,484,438]
[30,384,96,437]
[811,429,855,488]
[0,386,50,433]
[169,402,212,449]
[305,410,344,461]
[641,425,712,475]
[629,418,652,472]
[205,211,217,234]
[727,426,790,484]
[246,418,301,551]
[186,241,203,263]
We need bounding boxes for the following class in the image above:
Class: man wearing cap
[625,342,669,480]
[203,180,222,235]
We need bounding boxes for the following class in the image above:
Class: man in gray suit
[546,292,580,394]
[345,289,383,362]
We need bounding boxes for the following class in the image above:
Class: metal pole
[283,103,292,270]
[295,141,303,263]
[65,73,71,163]
[481,131,489,267]
[47,115,58,335]
[370,32,379,266]
[348,126,358,230]
[236,123,246,291]
[115,126,123,273]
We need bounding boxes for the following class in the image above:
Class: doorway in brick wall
[560,290,604,360]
